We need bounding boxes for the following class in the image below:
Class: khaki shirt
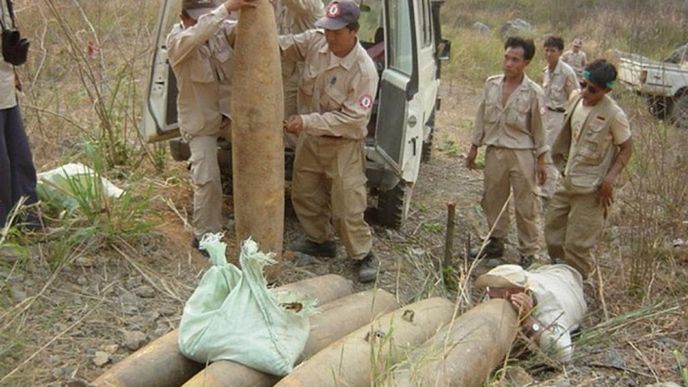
[0,4,16,110]
[167,5,235,140]
[279,30,379,139]
[471,74,549,156]
[272,0,323,81]
[527,264,587,363]
[272,0,323,35]
[543,59,579,111]
[561,50,587,76]
[553,91,632,192]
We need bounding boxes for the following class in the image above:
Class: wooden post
[443,202,457,290]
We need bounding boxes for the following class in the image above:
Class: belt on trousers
[547,106,566,113]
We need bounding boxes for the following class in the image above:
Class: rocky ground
[1,83,686,386]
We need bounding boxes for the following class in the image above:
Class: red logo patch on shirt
[326,3,341,18]
[359,94,373,110]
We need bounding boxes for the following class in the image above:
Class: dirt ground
[1,83,686,386]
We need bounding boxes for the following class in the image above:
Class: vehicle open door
[367,0,423,227]
[141,0,180,143]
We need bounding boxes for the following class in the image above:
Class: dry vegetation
[0,0,686,386]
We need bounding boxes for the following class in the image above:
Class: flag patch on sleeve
[359,94,373,110]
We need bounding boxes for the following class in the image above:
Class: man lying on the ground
[475,263,587,363]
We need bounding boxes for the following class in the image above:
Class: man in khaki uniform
[466,37,548,266]
[546,59,632,278]
[561,38,587,78]
[541,36,579,200]
[167,0,255,252]
[272,0,324,149]
[281,0,380,282]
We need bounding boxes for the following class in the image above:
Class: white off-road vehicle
[617,45,688,129]
[141,0,451,228]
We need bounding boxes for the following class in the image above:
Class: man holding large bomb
[281,0,380,283]
[167,0,255,253]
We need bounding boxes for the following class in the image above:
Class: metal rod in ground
[443,202,456,289]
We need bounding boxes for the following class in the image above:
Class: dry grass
[0,0,687,385]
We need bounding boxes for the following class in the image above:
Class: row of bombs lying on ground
[91,274,520,387]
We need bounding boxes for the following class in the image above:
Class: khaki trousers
[545,183,605,279]
[291,134,372,260]
[541,110,565,199]
[482,146,541,256]
[188,135,223,238]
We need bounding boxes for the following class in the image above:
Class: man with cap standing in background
[167,0,256,253]
[562,38,587,78]
[280,0,380,282]
[271,0,324,150]
[475,263,586,363]
[541,35,579,202]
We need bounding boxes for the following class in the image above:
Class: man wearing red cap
[167,0,256,254]
[281,0,380,282]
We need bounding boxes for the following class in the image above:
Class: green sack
[178,235,316,376]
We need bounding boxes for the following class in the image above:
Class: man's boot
[469,237,505,259]
[357,252,380,283]
[289,238,337,258]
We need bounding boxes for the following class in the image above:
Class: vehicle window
[358,0,384,44]
[387,0,413,75]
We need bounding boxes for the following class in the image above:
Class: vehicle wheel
[670,91,688,130]
[646,96,672,120]
[375,183,413,229]
[421,112,435,163]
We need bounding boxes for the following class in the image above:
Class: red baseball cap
[315,0,361,30]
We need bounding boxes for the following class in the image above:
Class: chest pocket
[576,118,610,164]
[299,64,319,98]
[323,82,347,111]
[190,45,215,84]
[506,93,530,128]
[483,87,502,124]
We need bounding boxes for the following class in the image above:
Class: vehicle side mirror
[437,39,451,61]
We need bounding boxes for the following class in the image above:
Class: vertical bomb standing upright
[231,0,284,275]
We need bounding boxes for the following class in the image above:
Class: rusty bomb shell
[274,297,456,387]
[231,0,285,279]
[383,299,519,387]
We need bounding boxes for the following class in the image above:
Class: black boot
[470,237,505,259]
[357,252,380,283]
[289,238,337,258]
